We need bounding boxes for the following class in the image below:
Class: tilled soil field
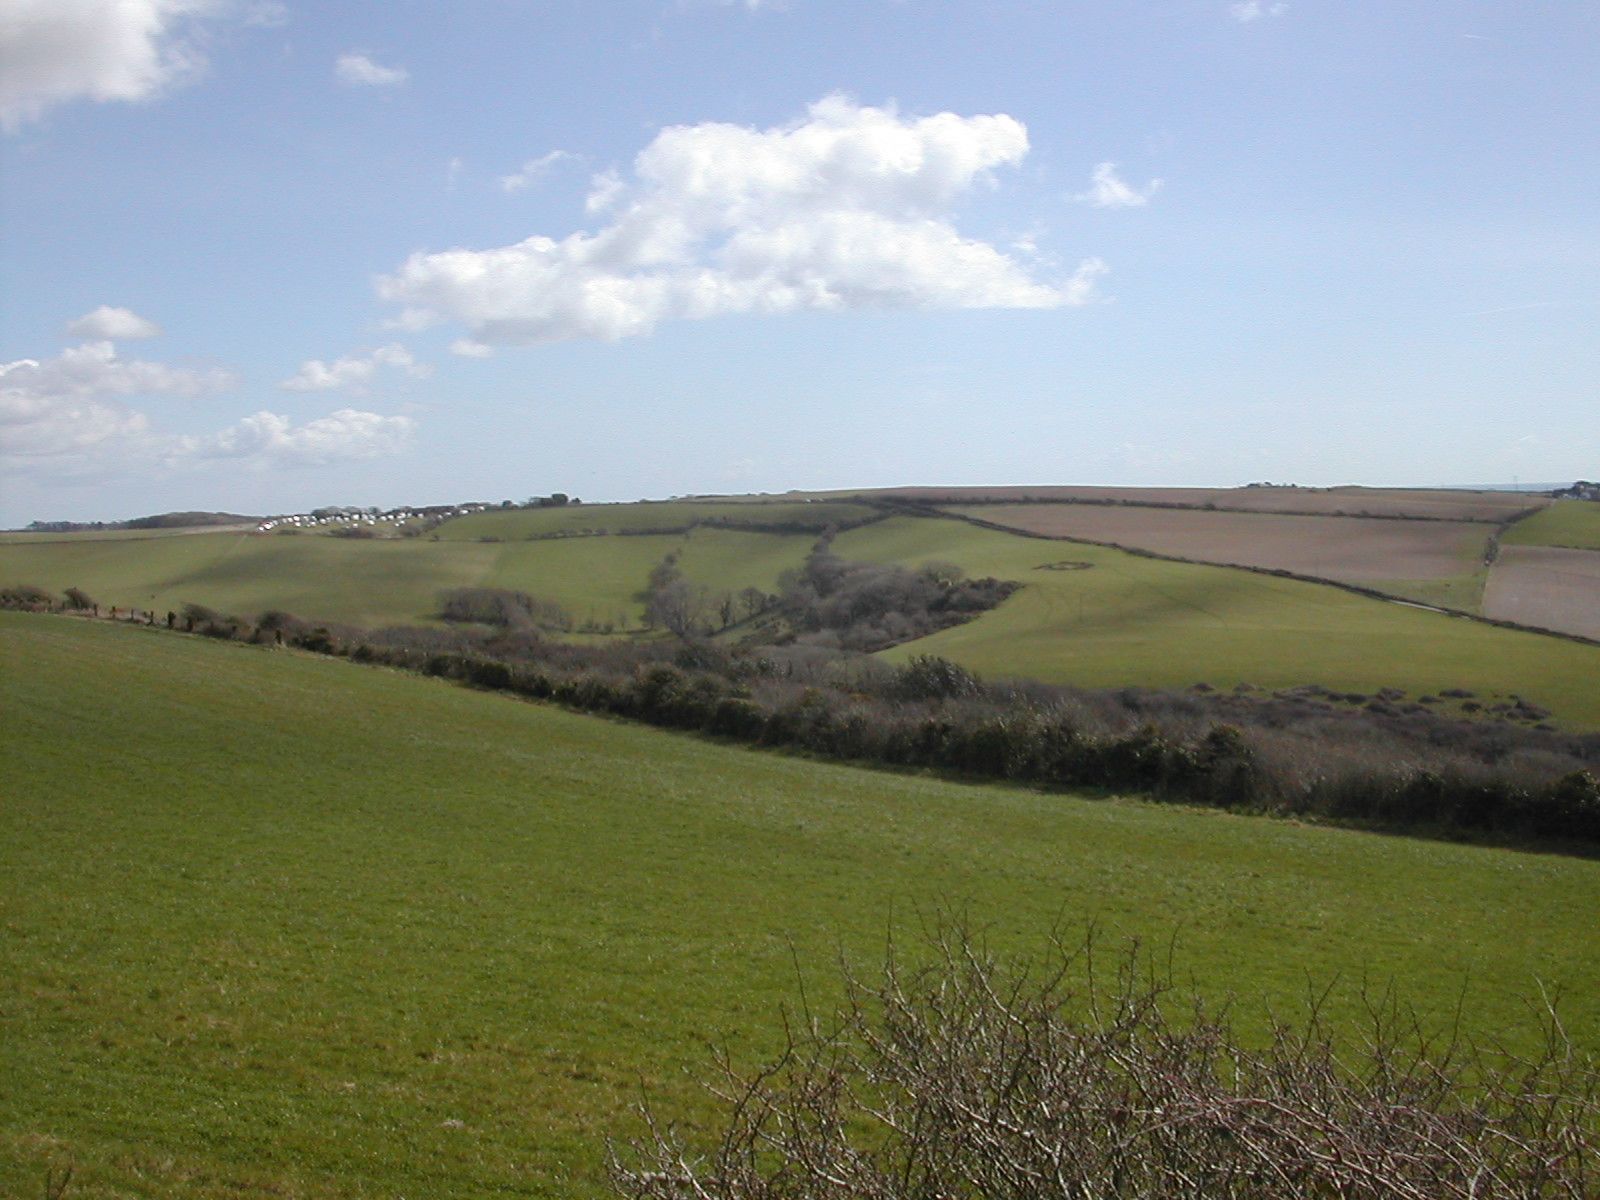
[1484,546,1600,641]
[945,503,1491,585]
[848,485,1544,523]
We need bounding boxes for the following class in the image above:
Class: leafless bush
[612,923,1599,1199]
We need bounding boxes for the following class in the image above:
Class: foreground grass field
[839,517,1600,725]
[3,613,1598,1198]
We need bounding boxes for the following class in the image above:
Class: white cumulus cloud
[1075,162,1162,209]
[378,95,1101,347]
[335,51,408,87]
[1,339,414,477]
[280,344,428,392]
[177,408,415,465]
[66,305,164,340]
[0,340,230,459]
[0,0,225,131]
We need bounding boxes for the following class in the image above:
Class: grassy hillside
[433,498,877,540]
[3,612,1599,1197]
[0,525,814,632]
[0,530,501,628]
[837,517,1600,725]
[4,504,1595,724]
[1501,499,1600,550]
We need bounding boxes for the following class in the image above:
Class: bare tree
[646,580,712,638]
[612,921,1599,1199]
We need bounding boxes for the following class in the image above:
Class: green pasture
[0,525,814,632]
[1366,570,1489,613]
[4,505,1596,724]
[1502,499,1600,550]
[837,517,1600,726]
[0,525,257,544]
[3,612,1597,1198]
[482,529,812,630]
[0,531,499,628]
[433,499,876,541]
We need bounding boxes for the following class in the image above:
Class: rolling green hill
[4,611,1598,1197]
[0,524,814,632]
[4,503,1597,725]
[433,498,879,540]
[836,517,1600,725]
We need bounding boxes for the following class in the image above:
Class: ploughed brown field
[944,503,1490,587]
[1483,546,1600,641]
[837,485,1545,523]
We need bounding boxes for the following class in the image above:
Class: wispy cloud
[242,2,289,29]
[335,52,408,87]
[1462,301,1560,318]
[500,150,573,193]
[1229,1,1287,22]
[1074,162,1162,209]
[281,344,428,392]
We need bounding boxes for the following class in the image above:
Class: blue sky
[2,1,1596,524]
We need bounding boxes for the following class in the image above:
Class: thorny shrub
[612,922,1600,1199]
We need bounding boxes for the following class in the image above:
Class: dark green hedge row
[323,635,1600,846]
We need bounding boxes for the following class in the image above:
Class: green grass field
[0,531,502,628]
[5,505,1596,725]
[1502,500,1600,551]
[433,499,877,541]
[1366,569,1489,613]
[3,612,1599,1197]
[0,525,258,545]
[0,525,814,632]
[837,517,1600,726]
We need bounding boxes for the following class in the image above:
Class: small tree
[63,587,96,610]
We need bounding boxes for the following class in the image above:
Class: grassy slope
[0,526,814,633]
[0,525,257,544]
[1364,569,1490,613]
[1501,500,1600,550]
[0,531,501,628]
[4,506,1594,723]
[433,499,875,540]
[837,517,1600,725]
[3,614,1597,1198]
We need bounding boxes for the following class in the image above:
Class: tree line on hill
[22,511,259,533]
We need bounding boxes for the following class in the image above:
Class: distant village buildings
[254,503,491,533]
